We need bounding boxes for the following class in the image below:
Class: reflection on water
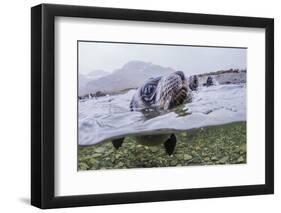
[79,84,246,146]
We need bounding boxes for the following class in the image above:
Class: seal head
[130,71,190,111]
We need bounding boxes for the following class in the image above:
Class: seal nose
[175,71,185,81]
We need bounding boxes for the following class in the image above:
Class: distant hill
[87,69,110,79]
[79,70,111,95]
[78,74,91,96]
[79,74,90,86]
[79,60,247,96]
[80,60,176,95]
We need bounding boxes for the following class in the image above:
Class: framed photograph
[31,4,274,209]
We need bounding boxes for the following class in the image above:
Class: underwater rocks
[78,122,246,170]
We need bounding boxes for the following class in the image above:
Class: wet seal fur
[112,71,192,155]
[130,71,190,111]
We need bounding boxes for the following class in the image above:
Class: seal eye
[141,77,161,97]
[142,83,157,98]
[175,71,185,81]
[143,84,156,96]
[141,82,158,104]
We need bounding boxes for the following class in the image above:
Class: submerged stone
[184,154,192,161]
[78,122,247,170]
[218,156,229,163]
[149,146,160,153]
[95,147,106,153]
[237,156,244,163]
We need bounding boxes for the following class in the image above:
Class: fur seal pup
[112,71,191,155]
[189,75,199,91]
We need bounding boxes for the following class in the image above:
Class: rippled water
[79,84,246,146]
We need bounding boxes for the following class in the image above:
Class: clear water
[79,84,246,146]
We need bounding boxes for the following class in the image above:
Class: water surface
[79,84,246,146]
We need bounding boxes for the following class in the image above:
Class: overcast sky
[78,41,247,76]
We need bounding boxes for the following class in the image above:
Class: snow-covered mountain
[79,61,176,95]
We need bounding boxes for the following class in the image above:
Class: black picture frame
[31,3,274,209]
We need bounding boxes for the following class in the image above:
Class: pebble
[95,147,106,153]
[240,144,246,153]
[79,162,89,170]
[204,157,210,161]
[211,156,217,161]
[117,162,124,167]
[182,132,187,137]
[218,156,229,163]
[171,160,177,166]
[149,146,159,153]
[89,158,97,165]
[184,154,192,161]
[91,153,102,158]
[237,156,244,163]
